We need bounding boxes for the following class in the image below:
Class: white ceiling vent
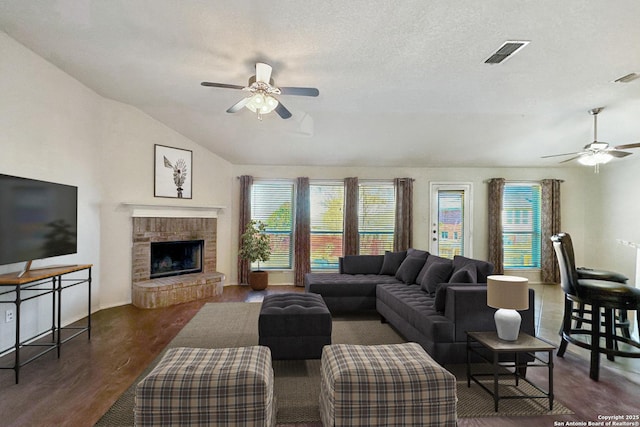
[484,41,530,64]
[614,72,640,83]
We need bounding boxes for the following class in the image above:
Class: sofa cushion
[395,255,427,284]
[449,263,477,284]
[452,256,494,283]
[379,250,407,275]
[376,283,455,343]
[341,255,384,275]
[421,262,454,295]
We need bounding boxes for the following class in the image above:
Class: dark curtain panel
[294,177,311,287]
[541,179,562,283]
[393,178,413,251]
[343,177,359,256]
[487,178,505,274]
[238,175,253,285]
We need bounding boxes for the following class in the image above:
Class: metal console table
[0,264,92,384]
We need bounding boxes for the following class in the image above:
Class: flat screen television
[0,174,78,267]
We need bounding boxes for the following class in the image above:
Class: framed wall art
[154,144,193,199]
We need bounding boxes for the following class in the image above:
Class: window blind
[502,183,541,269]
[310,183,344,269]
[437,190,465,259]
[358,183,395,255]
[251,182,294,269]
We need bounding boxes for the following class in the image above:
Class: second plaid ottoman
[319,343,457,427]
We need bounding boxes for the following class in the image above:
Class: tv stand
[0,264,92,384]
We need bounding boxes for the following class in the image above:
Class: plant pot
[249,271,268,291]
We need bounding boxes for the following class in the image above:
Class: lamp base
[494,308,522,341]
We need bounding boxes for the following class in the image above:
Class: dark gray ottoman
[259,293,332,360]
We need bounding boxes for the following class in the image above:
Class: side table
[466,331,555,411]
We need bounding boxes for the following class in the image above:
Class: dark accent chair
[551,232,640,381]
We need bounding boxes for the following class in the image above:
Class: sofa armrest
[444,285,535,342]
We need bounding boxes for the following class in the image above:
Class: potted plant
[239,220,271,290]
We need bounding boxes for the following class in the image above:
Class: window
[310,183,344,269]
[251,181,294,269]
[358,182,395,255]
[502,183,541,269]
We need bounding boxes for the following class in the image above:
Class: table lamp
[487,275,529,341]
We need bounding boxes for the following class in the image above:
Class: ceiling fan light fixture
[578,152,613,166]
[245,93,279,117]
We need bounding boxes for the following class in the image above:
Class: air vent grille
[485,41,530,64]
[614,72,640,83]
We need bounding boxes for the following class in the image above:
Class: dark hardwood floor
[0,285,638,427]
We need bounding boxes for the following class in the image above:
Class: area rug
[96,302,572,425]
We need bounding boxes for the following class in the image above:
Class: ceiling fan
[201,62,319,120]
[542,107,640,172]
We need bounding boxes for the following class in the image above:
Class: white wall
[97,101,233,308]
[230,164,590,285]
[0,32,102,348]
[581,155,640,282]
[0,32,234,355]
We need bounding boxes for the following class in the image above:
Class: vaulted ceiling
[2,1,640,167]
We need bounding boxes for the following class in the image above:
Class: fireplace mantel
[122,202,225,218]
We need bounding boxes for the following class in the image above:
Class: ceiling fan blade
[256,63,273,84]
[226,97,251,113]
[201,82,245,90]
[614,142,640,150]
[274,102,292,119]
[279,86,320,97]
[559,155,584,164]
[541,152,581,159]
[608,150,633,158]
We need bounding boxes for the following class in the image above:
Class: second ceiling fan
[201,62,319,120]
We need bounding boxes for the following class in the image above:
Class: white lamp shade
[486,275,529,310]
[487,275,529,341]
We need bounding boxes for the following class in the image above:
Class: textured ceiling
[2,0,640,167]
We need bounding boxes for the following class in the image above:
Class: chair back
[551,232,580,296]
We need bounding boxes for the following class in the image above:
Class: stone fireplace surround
[131,214,224,309]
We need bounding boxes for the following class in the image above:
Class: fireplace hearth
[150,240,203,278]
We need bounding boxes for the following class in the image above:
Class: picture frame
[154,144,193,199]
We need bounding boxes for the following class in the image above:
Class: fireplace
[131,216,224,309]
[150,240,203,278]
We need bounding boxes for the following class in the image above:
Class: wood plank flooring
[0,285,638,427]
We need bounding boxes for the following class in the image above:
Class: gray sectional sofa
[305,249,535,365]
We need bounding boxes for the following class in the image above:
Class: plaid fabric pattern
[134,346,275,427]
[320,343,457,427]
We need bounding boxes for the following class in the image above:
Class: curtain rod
[483,179,565,184]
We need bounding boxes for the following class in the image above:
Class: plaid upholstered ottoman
[319,343,457,427]
[259,293,332,359]
[134,346,276,427]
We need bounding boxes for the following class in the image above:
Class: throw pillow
[395,256,427,284]
[379,250,407,275]
[452,256,494,283]
[420,261,454,295]
[449,263,477,283]
[416,254,452,287]
[406,248,430,259]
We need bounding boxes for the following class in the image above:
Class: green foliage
[239,220,271,271]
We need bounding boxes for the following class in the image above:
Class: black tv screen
[0,174,78,266]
